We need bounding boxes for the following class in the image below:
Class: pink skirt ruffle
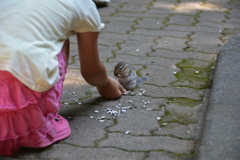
[0,51,67,155]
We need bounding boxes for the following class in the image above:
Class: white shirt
[0,0,104,92]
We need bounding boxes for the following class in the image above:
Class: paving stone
[165,25,219,34]
[1,149,39,160]
[116,12,168,19]
[67,57,81,69]
[98,34,125,46]
[172,77,209,89]
[177,59,214,69]
[196,21,240,30]
[230,0,240,7]
[98,45,119,61]
[153,37,188,51]
[135,18,165,29]
[40,144,146,160]
[100,32,157,41]
[186,45,221,54]
[108,109,164,135]
[174,1,227,13]
[143,65,179,86]
[97,4,121,16]
[103,21,135,34]
[148,50,217,61]
[116,95,168,111]
[189,32,223,46]
[149,9,190,16]
[162,103,204,125]
[226,18,240,25]
[153,123,199,140]
[64,116,110,146]
[114,39,155,56]
[98,133,195,154]
[167,14,196,26]
[198,11,227,22]
[109,54,182,68]
[150,1,178,11]
[228,8,240,18]
[143,86,204,100]
[204,0,231,3]
[146,151,192,160]
[117,3,149,12]
[130,29,191,38]
[101,16,137,23]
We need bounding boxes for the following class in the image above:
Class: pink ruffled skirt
[0,51,67,155]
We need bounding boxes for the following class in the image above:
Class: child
[0,0,126,156]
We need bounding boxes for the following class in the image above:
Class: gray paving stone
[98,133,195,154]
[230,0,240,7]
[101,16,137,23]
[172,77,210,89]
[143,86,204,100]
[116,12,168,19]
[153,37,188,51]
[117,3,149,13]
[228,8,240,18]
[130,29,191,38]
[64,116,111,147]
[174,1,228,13]
[204,0,231,3]
[100,32,157,41]
[198,11,227,22]
[196,21,240,30]
[114,39,155,56]
[146,151,192,160]
[226,18,240,25]
[98,45,119,62]
[162,103,204,125]
[40,144,146,160]
[189,32,223,46]
[167,14,196,26]
[135,18,165,29]
[153,123,199,140]
[148,50,217,61]
[177,58,214,69]
[98,4,121,16]
[186,44,220,54]
[165,25,219,34]
[103,21,135,34]
[150,1,178,11]
[143,65,179,86]
[148,8,190,15]
[109,54,182,67]
[108,109,164,136]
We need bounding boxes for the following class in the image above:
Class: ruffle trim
[0,78,62,141]
[0,51,66,141]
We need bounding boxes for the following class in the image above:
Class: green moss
[172,58,215,89]
[170,98,200,107]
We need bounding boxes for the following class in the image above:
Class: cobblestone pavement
[1,0,240,160]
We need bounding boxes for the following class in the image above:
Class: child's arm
[76,32,126,99]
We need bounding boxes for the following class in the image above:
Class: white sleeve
[72,0,105,33]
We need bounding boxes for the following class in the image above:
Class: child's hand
[97,77,126,99]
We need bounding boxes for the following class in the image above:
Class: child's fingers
[119,85,126,94]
